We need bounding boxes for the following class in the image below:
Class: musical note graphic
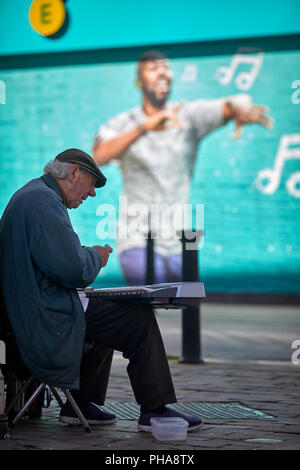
[255,134,300,198]
[216,53,264,90]
[181,64,198,83]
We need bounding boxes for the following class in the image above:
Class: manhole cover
[102,401,274,420]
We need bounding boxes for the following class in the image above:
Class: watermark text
[96,197,204,250]
[291,80,300,104]
[291,339,300,365]
[0,80,6,104]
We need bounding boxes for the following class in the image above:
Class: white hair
[43,159,73,179]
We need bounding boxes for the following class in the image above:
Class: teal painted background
[0,48,300,293]
[0,0,300,56]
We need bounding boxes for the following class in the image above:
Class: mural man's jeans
[119,247,182,286]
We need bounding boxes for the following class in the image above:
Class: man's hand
[143,102,184,131]
[224,95,274,139]
[92,244,113,267]
[231,104,273,139]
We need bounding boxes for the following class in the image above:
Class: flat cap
[55,148,107,188]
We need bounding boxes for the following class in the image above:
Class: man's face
[66,167,97,209]
[138,59,173,108]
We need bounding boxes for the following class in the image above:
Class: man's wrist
[223,101,235,121]
[137,122,148,134]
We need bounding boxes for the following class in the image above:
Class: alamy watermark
[291,339,300,365]
[291,80,300,104]
[0,80,6,104]
[95,197,204,250]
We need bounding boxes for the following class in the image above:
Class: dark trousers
[71,297,177,412]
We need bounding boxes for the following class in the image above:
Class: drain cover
[102,401,274,420]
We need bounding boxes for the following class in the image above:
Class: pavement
[0,302,300,454]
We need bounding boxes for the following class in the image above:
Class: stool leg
[50,387,64,408]
[5,375,35,416]
[61,389,91,433]
[11,382,45,426]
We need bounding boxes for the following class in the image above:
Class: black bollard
[179,230,204,363]
[146,231,155,285]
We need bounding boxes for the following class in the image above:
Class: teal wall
[1,46,300,293]
[0,0,300,56]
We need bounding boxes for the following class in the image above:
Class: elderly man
[0,148,202,431]
[93,50,273,286]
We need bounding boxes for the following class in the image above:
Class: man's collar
[41,173,68,207]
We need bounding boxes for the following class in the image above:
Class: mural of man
[93,50,273,285]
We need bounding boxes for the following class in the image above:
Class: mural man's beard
[142,86,169,109]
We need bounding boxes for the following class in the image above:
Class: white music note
[181,64,198,83]
[216,53,264,90]
[255,134,300,198]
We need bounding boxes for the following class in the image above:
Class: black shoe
[59,401,116,425]
[138,406,203,432]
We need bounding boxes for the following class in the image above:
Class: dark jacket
[0,174,101,388]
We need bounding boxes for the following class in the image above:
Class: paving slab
[0,356,299,452]
[1,303,300,454]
